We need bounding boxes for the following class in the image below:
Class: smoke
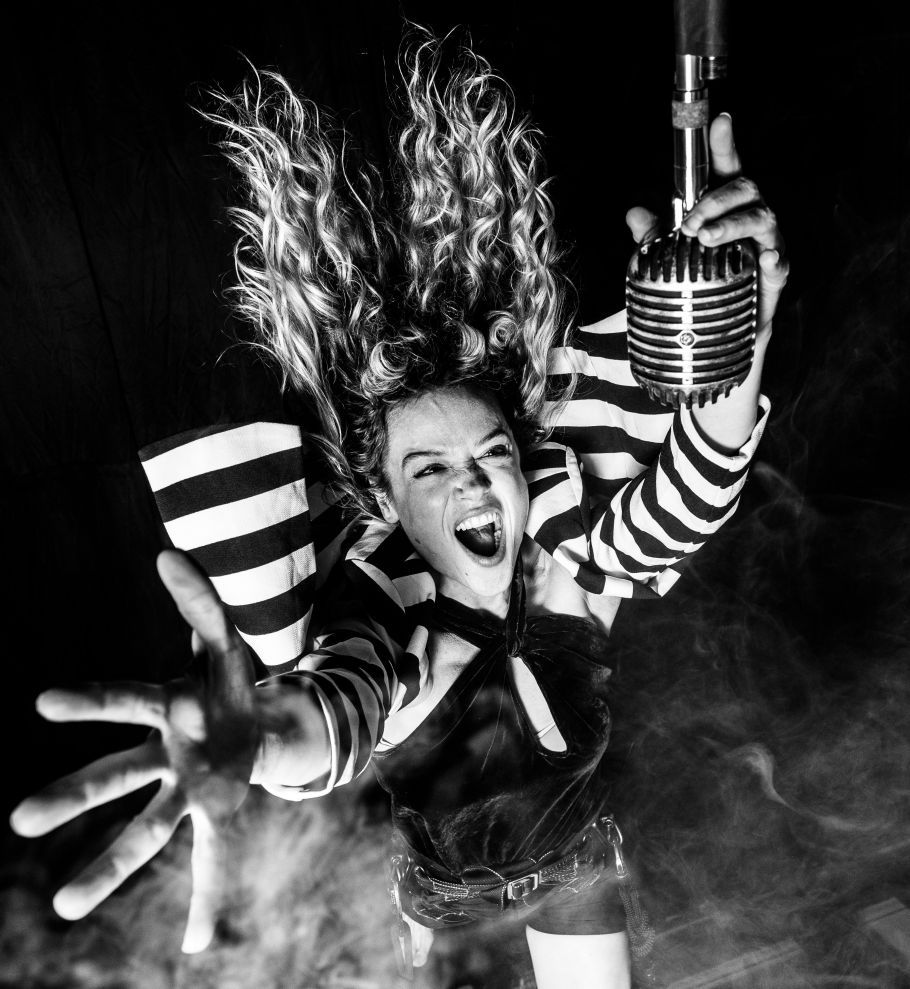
[3,185,909,989]
[0,783,402,988]
[601,215,910,987]
[0,777,550,987]
[606,498,910,984]
[730,743,886,834]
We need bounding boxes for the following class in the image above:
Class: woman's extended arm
[253,541,423,800]
[9,550,332,953]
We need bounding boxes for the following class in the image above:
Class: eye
[414,463,445,478]
[481,444,511,459]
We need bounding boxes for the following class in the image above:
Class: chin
[445,533,519,604]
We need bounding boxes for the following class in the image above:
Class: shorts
[396,816,630,936]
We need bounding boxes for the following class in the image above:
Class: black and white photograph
[2,2,909,986]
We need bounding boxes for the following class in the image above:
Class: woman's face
[377,385,529,614]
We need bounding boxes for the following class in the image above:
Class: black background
[3,1,910,984]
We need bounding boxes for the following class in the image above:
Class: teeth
[455,511,500,532]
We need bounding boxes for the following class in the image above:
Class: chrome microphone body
[626,0,758,408]
[627,230,756,408]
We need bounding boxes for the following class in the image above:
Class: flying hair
[396,32,566,422]
[205,30,572,519]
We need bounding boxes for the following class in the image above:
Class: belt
[407,814,624,905]
[388,814,655,982]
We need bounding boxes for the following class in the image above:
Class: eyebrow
[400,426,510,470]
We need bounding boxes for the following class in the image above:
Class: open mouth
[454,510,503,559]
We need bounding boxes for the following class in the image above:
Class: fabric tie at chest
[432,558,527,658]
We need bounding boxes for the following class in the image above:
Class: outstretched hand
[9,550,259,953]
[625,113,789,338]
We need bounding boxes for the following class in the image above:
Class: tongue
[457,523,497,557]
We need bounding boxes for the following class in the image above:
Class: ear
[373,487,399,525]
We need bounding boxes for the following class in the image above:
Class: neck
[437,576,511,620]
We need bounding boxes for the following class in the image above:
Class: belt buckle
[506,873,540,901]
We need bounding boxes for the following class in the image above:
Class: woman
[10,32,786,988]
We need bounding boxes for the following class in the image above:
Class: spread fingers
[36,683,168,730]
[52,786,186,921]
[10,741,167,837]
[181,812,225,953]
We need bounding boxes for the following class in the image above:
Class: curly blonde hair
[207,30,571,518]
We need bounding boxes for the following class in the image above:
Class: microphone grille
[626,232,758,408]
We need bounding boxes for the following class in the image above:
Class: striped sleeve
[139,422,354,668]
[528,311,770,597]
[140,423,434,801]
[257,522,435,800]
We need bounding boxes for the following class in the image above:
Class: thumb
[156,550,256,732]
[157,550,235,656]
[625,207,660,245]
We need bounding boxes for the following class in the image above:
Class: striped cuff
[678,395,771,472]
[139,421,354,667]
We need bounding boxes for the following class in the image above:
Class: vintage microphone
[625,0,757,408]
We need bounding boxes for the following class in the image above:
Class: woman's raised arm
[525,117,786,599]
[628,114,789,453]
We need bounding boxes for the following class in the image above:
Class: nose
[454,460,492,495]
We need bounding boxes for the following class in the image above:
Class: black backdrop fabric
[3,2,910,985]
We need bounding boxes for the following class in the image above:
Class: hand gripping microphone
[625,0,757,408]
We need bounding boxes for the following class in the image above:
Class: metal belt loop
[599,814,629,880]
[388,853,414,982]
[597,815,658,981]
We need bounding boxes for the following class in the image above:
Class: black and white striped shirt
[140,312,768,795]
